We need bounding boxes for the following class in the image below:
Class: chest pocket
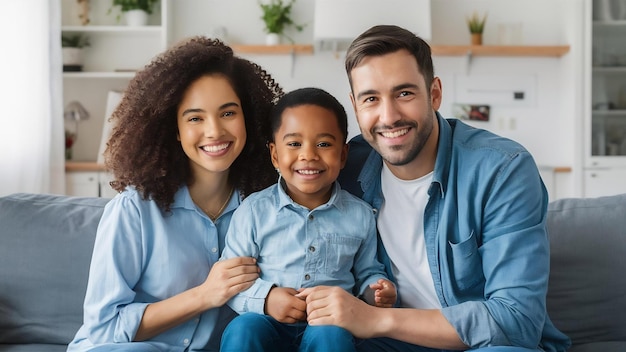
[449,231,484,292]
[320,233,362,275]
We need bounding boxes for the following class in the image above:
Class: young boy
[219,87,396,352]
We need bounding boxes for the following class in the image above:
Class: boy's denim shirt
[337,112,571,351]
[221,180,388,316]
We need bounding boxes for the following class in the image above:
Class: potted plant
[62,34,90,72]
[108,0,159,26]
[466,11,487,45]
[259,0,304,45]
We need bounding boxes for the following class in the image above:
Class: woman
[68,36,283,351]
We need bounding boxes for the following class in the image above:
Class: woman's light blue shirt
[220,180,387,315]
[67,186,239,352]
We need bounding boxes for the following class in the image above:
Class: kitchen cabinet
[589,21,626,162]
[584,0,626,196]
[584,168,626,198]
[65,171,99,197]
[65,163,117,198]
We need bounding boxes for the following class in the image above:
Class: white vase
[62,48,84,72]
[265,33,280,45]
[124,9,148,26]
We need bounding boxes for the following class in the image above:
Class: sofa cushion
[546,193,626,349]
[0,193,109,346]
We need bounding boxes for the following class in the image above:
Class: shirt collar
[276,176,342,211]
[432,111,450,199]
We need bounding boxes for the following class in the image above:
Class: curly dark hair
[105,36,283,211]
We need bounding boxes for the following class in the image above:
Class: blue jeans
[220,313,356,352]
[355,338,544,352]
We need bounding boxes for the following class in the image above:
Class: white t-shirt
[378,164,441,309]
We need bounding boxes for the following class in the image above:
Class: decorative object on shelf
[108,0,159,26]
[65,130,76,160]
[97,91,123,164]
[77,0,90,25]
[61,34,90,72]
[466,11,487,45]
[64,101,90,160]
[259,0,304,45]
[452,103,490,122]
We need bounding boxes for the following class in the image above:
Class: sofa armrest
[0,193,109,346]
[546,193,626,349]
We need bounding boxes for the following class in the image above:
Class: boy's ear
[340,143,349,169]
[268,142,279,169]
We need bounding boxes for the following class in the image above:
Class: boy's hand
[265,286,307,323]
[369,278,397,308]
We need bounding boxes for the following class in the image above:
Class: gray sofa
[0,192,625,351]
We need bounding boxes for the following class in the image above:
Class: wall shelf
[63,71,136,79]
[62,25,163,33]
[229,44,569,57]
[65,161,106,172]
[431,45,570,57]
[231,44,314,55]
[592,110,626,116]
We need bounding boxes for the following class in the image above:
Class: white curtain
[0,0,65,196]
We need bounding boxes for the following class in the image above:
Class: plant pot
[265,33,280,46]
[62,47,84,72]
[471,33,483,46]
[124,9,149,26]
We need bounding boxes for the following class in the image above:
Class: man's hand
[296,286,379,339]
[265,286,307,323]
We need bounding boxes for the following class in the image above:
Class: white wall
[167,0,584,199]
[57,0,582,198]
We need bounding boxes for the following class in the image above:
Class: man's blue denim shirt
[338,112,571,351]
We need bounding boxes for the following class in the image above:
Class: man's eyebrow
[356,89,379,101]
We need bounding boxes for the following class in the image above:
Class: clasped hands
[264,279,397,324]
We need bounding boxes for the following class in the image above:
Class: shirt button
[308,214,314,220]
[309,246,315,252]
[211,247,218,253]
[304,274,310,280]
[183,338,190,345]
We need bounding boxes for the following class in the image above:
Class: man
[297,25,570,352]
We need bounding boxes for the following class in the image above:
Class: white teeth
[297,169,321,175]
[381,128,409,138]
[201,142,229,153]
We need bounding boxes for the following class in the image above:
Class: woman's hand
[200,257,259,308]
